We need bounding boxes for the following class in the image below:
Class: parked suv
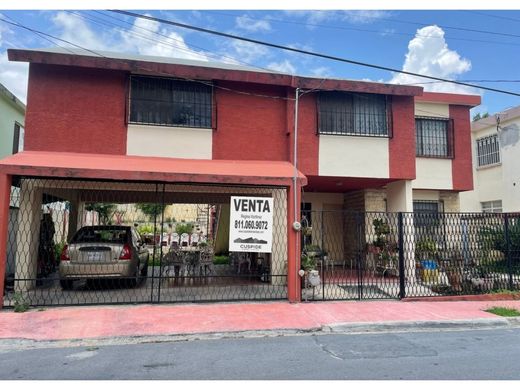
[59,225,149,289]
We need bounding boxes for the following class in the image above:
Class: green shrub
[213,255,229,265]
[13,293,29,313]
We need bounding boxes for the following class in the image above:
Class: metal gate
[301,211,402,301]
[301,210,520,301]
[3,176,288,307]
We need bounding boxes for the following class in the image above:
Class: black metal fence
[301,211,520,301]
[3,176,288,307]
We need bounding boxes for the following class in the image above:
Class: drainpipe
[293,87,300,220]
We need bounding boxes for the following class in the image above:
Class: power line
[467,10,520,24]
[0,17,296,102]
[110,10,520,98]
[205,11,520,48]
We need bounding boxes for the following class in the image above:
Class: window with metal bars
[481,200,502,213]
[413,201,444,228]
[415,117,454,158]
[317,92,391,137]
[129,75,212,128]
[476,134,500,167]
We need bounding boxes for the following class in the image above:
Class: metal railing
[301,210,520,301]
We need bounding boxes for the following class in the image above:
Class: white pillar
[15,180,42,291]
[386,180,416,284]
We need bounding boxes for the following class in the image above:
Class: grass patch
[485,306,520,317]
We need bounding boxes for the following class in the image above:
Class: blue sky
[1,9,519,115]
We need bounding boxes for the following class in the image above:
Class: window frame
[481,200,502,213]
[476,134,501,168]
[12,121,24,154]
[415,116,454,159]
[317,91,392,138]
[128,74,214,129]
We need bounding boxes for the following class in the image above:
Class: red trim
[0,174,12,308]
[416,92,481,107]
[0,151,307,187]
[9,49,423,97]
[450,105,473,191]
[389,96,416,180]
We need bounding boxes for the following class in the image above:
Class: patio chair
[161,247,186,279]
[171,233,180,245]
[236,252,251,275]
[180,233,190,247]
[190,233,200,246]
[198,247,214,276]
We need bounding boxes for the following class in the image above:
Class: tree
[473,112,490,122]
[136,203,166,221]
[84,203,116,224]
[175,223,194,235]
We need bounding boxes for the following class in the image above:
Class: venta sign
[229,196,274,253]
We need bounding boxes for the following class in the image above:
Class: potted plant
[443,251,464,293]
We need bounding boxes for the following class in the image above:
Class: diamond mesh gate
[2,177,288,307]
[301,210,520,301]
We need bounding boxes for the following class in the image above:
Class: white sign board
[229,196,273,253]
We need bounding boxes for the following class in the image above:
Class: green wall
[0,93,25,159]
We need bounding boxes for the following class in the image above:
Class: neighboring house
[460,105,520,213]
[0,47,480,304]
[0,82,25,283]
[0,82,25,159]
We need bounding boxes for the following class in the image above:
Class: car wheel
[126,264,139,288]
[60,279,74,290]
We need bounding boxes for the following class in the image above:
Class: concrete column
[15,180,42,292]
[386,180,416,283]
[0,174,12,307]
[67,190,80,242]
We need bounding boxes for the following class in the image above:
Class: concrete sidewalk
[1,300,520,342]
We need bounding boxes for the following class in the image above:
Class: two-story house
[0,47,480,306]
[460,105,520,213]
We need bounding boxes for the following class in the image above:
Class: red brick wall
[212,81,289,161]
[24,64,128,155]
[389,95,416,180]
[450,105,474,191]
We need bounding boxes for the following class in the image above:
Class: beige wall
[318,135,389,178]
[460,114,520,212]
[414,102,449,118]
[127,124,212,159]
[413,158,453,190]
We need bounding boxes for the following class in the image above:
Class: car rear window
[72,228,129,244]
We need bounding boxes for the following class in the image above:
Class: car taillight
[60,245,70,261]
[119,244,132,260]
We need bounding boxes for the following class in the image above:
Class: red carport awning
[0,151,307,187]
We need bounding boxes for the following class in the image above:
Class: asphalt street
[1,328,519,379]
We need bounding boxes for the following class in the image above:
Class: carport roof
[0,151,307,187]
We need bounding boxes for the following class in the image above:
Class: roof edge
[8,48,422,97]
[415,91,481,107]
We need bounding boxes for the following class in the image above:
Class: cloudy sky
[1,9,520,114]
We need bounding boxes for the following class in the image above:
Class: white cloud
[235,15,271,33]
[0,18,29,103]
[308,66,331,77]
[267,59,296,74]
[341,11,391,24]
[0,50,29,103]
[52,12,208,61]
[228,40,270,63]
[389,25,477,94]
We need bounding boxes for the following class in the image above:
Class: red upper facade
[8,48,481,192]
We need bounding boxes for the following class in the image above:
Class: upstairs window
[12,122,24,154]
[318,92,391,137]
[415,116,454,158]
[476,134,500,167]
[129,75,212,128]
